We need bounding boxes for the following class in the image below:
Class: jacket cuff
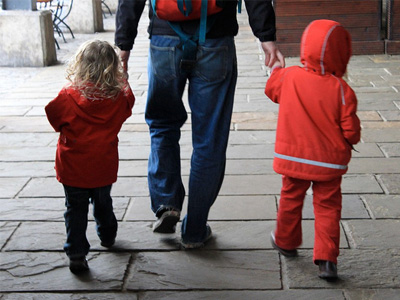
[116,43,133,51]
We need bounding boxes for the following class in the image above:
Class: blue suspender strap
[198,0,208,44]
[167,22,198,70]
[178,0,192,17]
[150,0,156,14]
[237,0,242,13]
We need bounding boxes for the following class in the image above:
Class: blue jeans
[63,184,117,258]
[145,35,238,243]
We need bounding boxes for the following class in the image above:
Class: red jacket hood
[300,20,352,77]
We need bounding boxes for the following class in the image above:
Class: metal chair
[101,0,112,18]
[53,0,75,42]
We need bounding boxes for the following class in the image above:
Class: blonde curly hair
[66,39,126,100]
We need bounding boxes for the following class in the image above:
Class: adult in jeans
[115,0,285,248]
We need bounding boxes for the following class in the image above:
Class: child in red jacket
[45,40,135,274]
[265,20,361,280]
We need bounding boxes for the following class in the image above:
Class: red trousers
[274,175,342,264]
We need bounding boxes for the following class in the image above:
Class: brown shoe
[318,260,338,280]
[270,231,298,257]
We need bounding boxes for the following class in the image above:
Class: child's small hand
[271,61,283,69]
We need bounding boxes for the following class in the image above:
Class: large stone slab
[357,99,398,111]
[0,222,18,249]
[348,158,400,173]
[350,143,385,158]
[192,220,347,250]
[345,289,400,300]
[123,196,154,220]
[120,159,275,177]
[378,142,400,157]
[0,132,55,147]
[363,194,400,218]
[118,131,153,146]
[18,177,149,198]
[0,197,128,221]
[17,178,66,198]
[341,175,383,194]
[0,177,29,198]
[228,131,276,145]
[343,220,400,249]
[207,195,277,220]
[378,110,400,121]
[378,174,400,194]
[194,221,275,250]
[0,162,55,177]
[125,195,278,221]
[112,177,149,197]
[301,195,370,220]
[3,221,179,251]
[0,116,51,133]
[362,128,400,142]
[226,144,275,159]
[0,106,31,116]
[0,252,130,292]
[0,293,138,300]
[219,174,282,195]
[0,198,64,221]
[118,160,148,177]
[118,145,150,160]
[225,159,274,175]
[285,249,400,288]
[126,250,281,290]
[141,290,345,300]
[5,219,343,252]
[0,146,55,161]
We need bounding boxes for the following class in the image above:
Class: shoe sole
[181,226,212,249]
[270,232,298,257]
[153,213,180,233]
[100,240,115,248]
[319,273,338,281]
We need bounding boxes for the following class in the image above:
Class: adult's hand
[261,41,285,68]
[120,50,131,72]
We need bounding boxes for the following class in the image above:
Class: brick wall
[386,0,400,54]
[274,0,385,56]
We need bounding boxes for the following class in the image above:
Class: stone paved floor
[1,7,400,300]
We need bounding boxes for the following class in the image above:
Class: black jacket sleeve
[244,0,276,42]
[115,0,146,50]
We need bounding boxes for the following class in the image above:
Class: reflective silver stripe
[320,25,338,75]
[331,74,346,105]
[274,152,347,170]
[301,24,311,71]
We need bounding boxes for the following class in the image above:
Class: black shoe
[100,238,115,248]
[69,257,89,274]
[153,209,180,233]
[318,260,338,280]
[270,231,298,257]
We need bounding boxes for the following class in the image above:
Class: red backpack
[152,0,224,22]
[151,0,241,70]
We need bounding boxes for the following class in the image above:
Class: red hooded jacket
[45,84,135,188]
[265,20,361,181]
